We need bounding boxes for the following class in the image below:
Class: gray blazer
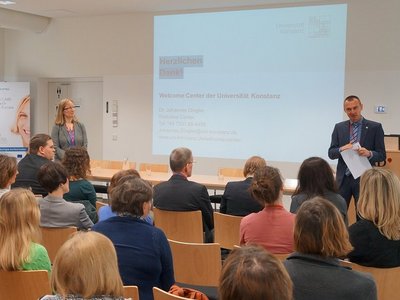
[51,121,88,160]
[39,195,93,230]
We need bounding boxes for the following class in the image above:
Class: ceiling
[0,0,325,18]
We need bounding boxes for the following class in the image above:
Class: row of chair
[90,160,169,172]
[0,270,139,300]
[153,208,242,248]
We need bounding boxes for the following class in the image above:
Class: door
[48,80,103,159]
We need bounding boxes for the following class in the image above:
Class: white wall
[2,0,400,178]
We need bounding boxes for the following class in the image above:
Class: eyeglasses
[63,106,75,111]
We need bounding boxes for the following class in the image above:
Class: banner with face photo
[0,82,30,159]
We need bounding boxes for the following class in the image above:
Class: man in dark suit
[328,95,386,209]
[153,147,214,242]
[12,133,55,196]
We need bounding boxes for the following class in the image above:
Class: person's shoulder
[363,118,382,128]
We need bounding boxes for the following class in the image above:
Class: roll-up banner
[0,82,30,159]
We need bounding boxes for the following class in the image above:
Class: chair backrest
[0,270,51,299]
[139,163,169,173]
[219,167,243,177]
[40,226,78,263]
[123,285,140,300]
[91,159,135,170]
[153,287,187,300]
[349,262,400,300]
[153,208,204,243]
[213,212,242,250]
[96,200,108,212]
[168,239,221,287]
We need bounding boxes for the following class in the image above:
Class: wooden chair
[139,163,169,173]
[219,167,243,178]
[153,287,187,300]
[213,212,242,250]
[349,262,400,300]
[273,253,291,261]
[168,239,221,287]
[40,226,77,263]
[153,208,203,243]
[96,200,109,212]
[123,285,140,300]
[0,270,51,299]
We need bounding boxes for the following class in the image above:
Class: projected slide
[153,4,347,162]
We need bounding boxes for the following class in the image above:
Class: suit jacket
[11,153,50,196]
[220,177,263,216]
[284,252,377,300]
[328,117,386,187]
[153,174,214,232]
[51,121,88,160]
[39,195,93,229]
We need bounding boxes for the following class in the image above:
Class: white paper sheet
[341,142,372,179]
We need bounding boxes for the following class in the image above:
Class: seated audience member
[0,188,51,273]
[0,154,18,197]
[348,168,400,267]
[98,169,153,225]
[153,147,214,242]
[219,245,293,300]
[12,133,55,196]
[290,157,348,225]
[220,156,266,216]
[62,147,97,223]
[240,166,295,253]
[284,198,377,300]
[40,231,126,300]
[37,162,93,230]
[92,177,175,300]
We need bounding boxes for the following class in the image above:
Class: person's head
[51,231,123,298]
[0,154,18,189]
[110,177,153,217]
[62,147,91,179]
[37,162,69,194]
[344,95,363,123]
[294,157,337,197]
[55,98,77,125]
[243,156,267,177]
[108,169,141,195]
[294,197,352,257]
[29,133,55,160]
[358,168,400,240]
[0,188,41,270]
[219,245,293,300]
[251,165,283,205]
[169,147,194,177]
[11,95,30,147]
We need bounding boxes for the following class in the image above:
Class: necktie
[350,122,360,144]
[345,122,361,176]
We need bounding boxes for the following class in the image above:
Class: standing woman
[51,98,88,161]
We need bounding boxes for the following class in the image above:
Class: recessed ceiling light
[0,1,16,5]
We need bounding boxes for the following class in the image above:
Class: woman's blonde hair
[294,197,353,257]
[0,188,41,270]
[358,168,400,240]
[11,95,30,133]
[54,98,78,125]
[52,231,124,298]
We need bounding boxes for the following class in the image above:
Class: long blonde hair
[358,168,400,240]
[54,98,78,125]
[52,231,124,298]
[0,189,41,270]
